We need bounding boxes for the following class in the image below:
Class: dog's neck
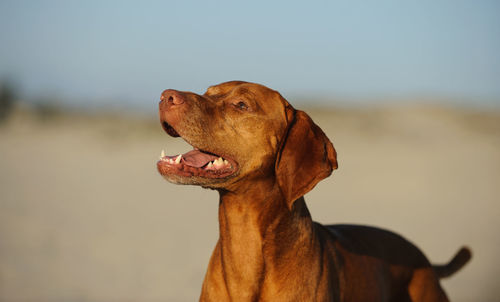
[216,179,315,299]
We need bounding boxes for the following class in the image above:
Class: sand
[1,105,499,301]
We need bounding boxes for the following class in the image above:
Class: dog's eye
[233,101,249,111]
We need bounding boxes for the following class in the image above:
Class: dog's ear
[275,109,337,209]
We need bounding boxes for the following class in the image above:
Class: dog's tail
[432,246,472,279]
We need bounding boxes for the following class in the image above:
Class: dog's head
[157,81,337,207]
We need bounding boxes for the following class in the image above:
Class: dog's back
[320,223,470,301]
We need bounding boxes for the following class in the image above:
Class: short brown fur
[157,81,471,302]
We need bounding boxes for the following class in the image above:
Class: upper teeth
[159,150,231,169]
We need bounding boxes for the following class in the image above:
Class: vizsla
[156,81,471,301]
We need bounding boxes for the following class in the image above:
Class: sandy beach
[1,104,499,302]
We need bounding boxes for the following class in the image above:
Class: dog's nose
[160,89,185,105]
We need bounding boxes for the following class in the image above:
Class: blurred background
[1,1,499,301]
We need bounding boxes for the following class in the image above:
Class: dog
[156,81,471,301]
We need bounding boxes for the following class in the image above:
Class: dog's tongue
[182,149,218,168]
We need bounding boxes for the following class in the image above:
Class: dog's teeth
[161,150,165,158]
[214,158,224,168]
[223,159,229,165]
[169,159,174,164]
[207,162,213,169]
[175,154,182,164]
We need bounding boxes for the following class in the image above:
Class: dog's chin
[159,173,233,188]
[156,159,238,188]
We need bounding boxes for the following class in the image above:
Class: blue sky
[0,0,499,107]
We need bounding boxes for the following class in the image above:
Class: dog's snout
[160,89,185,106]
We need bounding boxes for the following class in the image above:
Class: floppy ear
[275,109,337,209]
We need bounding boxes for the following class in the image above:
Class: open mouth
[156,122,238,179]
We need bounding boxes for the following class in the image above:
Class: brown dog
[157,81,471,302]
